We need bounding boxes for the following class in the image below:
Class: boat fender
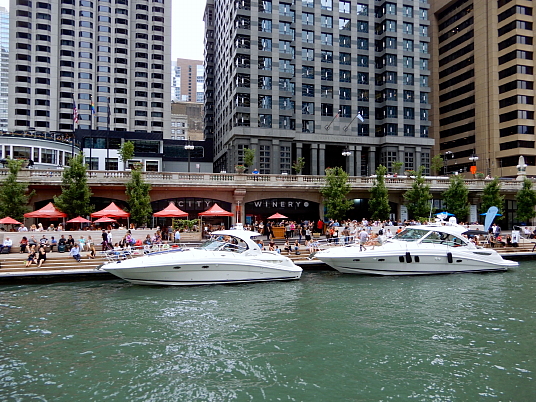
[399,256,405,263]
[447,252,453,263]
[405,252,412,263]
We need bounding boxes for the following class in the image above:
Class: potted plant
[292,157,306,175]
[235,164,246,173]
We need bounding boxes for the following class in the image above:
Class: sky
[0,0,206,61]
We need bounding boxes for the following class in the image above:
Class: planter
[235,166,246,174]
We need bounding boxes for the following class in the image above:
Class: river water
[1,262,535,401]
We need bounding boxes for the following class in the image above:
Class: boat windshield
[394,228,467,246]
[198,235,249,253]
[393,228,428,241]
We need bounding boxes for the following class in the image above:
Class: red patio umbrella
[153,202,188,218]
[94,216,117,223]
[24,202,67,219]
[198,203,233,217]
[91,202,130,218]
[268,213,288,219]
[0,217,23,225]
[67,216,91,223]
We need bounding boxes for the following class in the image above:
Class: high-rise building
[0,6,8,132]
[171,58,205,103]
[430,0,536,177]
[8,0,171,135]
[204,0,434,175]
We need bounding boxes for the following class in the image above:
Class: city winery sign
[246,199,317,213]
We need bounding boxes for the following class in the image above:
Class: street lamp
[184,144,194,172]
[341,149,351,157]
[443,151,453,175]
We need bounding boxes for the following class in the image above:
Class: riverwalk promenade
[1,229,534,284]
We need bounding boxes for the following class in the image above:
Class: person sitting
[46,236,56,252]
[70,243,82,262]
[19,236,28,254]
[25,245,37,267]
[66,235,75,251]
[58,235,67,250]
[39,235,49,248]
[78,236,86,251]
[0,237,13,253]
[283,240,291,255]
[37,244,47,267]
[87,244,97,259]
[293,240,301,255]
[28,235,38,247]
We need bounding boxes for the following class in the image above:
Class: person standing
[37,244,47,267]
[174,229,181,243]
[358,228,369,251]
[101,229,108,251]
[70,243,82,262]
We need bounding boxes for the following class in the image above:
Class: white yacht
[100,229,302,285]
[315,224,518,275]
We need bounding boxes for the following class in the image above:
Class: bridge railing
[0,168,527,191]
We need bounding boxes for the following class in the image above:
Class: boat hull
[316,245,518,276]
[102,250,302,285]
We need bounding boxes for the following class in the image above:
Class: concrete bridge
[1,169,527,224]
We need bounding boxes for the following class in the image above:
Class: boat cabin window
[421,231,466,246]
[394,228,427,241]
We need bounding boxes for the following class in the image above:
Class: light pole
[443,151,453,175]
[342,148,351,173]
[185,144,194,172]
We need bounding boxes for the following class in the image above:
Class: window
[357,38,368,50]
[321,33,333,46]
[340,35,351,47]
[279,97,294,110]
[302,30,314,43]
[259,114,272,128]
[259,19,272,32]
[321,15,333,28]
[340,87,351,100]
[321,67,333,81]
[279,60,294,74]
[302,102,315,114]
[303,84,315,97]
[339,1,350,13]
[339,18,351,30]
[356,3,368,15]
[321,50,333,63]
[303,48,314,61]
[386,20,396,32]
[303,12,314,25]
[404,22,413,35]
[302,120,315,133]
[403,56,414,68]
[259,56,272,70]
[303,66,315,79]
[321,0,332,11]
[386,3,396,14]
[321,85,333,98]
[404,5,413,18]
[340,70,351,82]
[357,21,368,33]
[259,37,271,51]
[340,52,351,65]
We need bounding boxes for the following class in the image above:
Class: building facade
[8,0,171,136]
[0,6,8,132]
[430,0,536,177]
[204,0,434,175]
[170,101,205,141]
[171,58,205,103]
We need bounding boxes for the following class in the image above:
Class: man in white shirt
[0,237,13,253]
[358,229,369,251]
[18,225,28,232]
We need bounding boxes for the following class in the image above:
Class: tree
[431,154,444,176]
[515,178,536,224]
[118,141,135,168]
[125,165,152,227]
[292,157,306,174]
[403,166,432,222]
[243,148,255,167]
[391,160,403,175]
[480,177,504,220]
[369,165,390,221]
[0,159,35,221]
[442,174,470,222]
[54,153,93,218]
[321,166,354,221]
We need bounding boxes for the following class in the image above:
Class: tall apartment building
[171,58,205,103]
[8,0,171,135]
[430,0,536,177]
[0,6,8,132]
[204,0,434,175]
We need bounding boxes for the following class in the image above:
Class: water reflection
[1,265,535,401]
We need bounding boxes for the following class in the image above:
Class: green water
[1,263,535,401]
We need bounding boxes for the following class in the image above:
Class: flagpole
[343,113,364,132]
[325,109,341,130]
[107,96,110,168]
[72,94,78,159]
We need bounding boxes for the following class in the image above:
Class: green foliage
[173,218,199,231]
[403,166,432,222]
[369,165,391,221]
[391,161,403,175]
[515,178,536,224]
[125,169,152,227]
[0,159,35,221]
[431,154,444,175]
[321,166,354,221]
[118,141,135,163]
[53,153,93,218]
[442,175,470,222]
[243,148,255,167]
[292,157,306,174]
[480,177,504,220]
